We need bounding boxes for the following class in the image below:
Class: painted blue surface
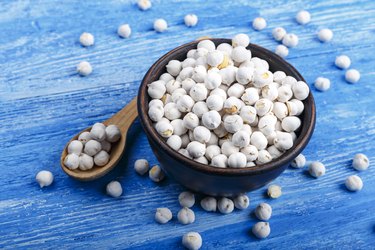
[0,0,374,249]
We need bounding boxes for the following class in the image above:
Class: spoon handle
[105,97,138,133]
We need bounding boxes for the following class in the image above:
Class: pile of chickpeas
[147,34,310,169]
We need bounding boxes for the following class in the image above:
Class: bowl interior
[137,38,315,176]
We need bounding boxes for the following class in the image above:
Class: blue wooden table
[0,0,374,249]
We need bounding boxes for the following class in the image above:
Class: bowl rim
[137,38,316,176]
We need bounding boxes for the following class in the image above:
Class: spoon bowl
[60,97,137,181]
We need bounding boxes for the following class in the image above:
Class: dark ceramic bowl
[137,38,315,196]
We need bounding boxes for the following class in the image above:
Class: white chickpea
[204,71,222,90]
[117,24,131,38]
[200,197,217,212]
[282,33,299,47]
[180,134,190,148]
[79,32,94,47]
[232,33,250,47]
[149,165,165,182]
[232,130,251,148]
[228,152,247,168]
[206,95,224,111]
[182,112,200,130]
[184,14,198,27]
[77,61,92,76]
[258,114,277,136]
[79,153,94,170]
[281,116,301,132]
[241,88,259,105]
[179,148,192,159]
[252,222,271,239]
[314,77,330,92]
[219,66,237,85]
[64,154,80,170]
[134,159,149,175]
[267,184,282,198]
[277,85,293,102]
[191,66,206,83]
[154,19,168,32]
[90,123,106,142]
[257,150,273,164]
[231,46,252,63]
[233,194,250,209]
[345,69,360,84]
[273,131,293,151]
[240,145,258,162]
[345,175,363,192]
[253,71,273,88]
[255,202,272,221]
[261,84,278,101]
[335,55,351,69]
[182,58,196,68]
[273,71,286,83]
[309,161,326,178]
[197,39,215,52]
[221,141,240,157]
[290,99,305,115]
[170,119,187,136]
[105,125,121,143]
[163,103,181,120]
[205,145,221,161]
[137,0,151,10]
[195,156,208,164]
[250,131,268,150]
[94,150,110,166]
[211,154,228,168]
[255,98,273,117]
[317,28,333,42]
[224,115,243,133]
[218,197,234,214]
[68,140,83,155]
[272,27,287,41]
[227,83,245,98]
[267,145,282,159]
[160,73,174,83]
[84,140,102,156]
[352,153,369,171]
[148,80,166,99]
[286,101,299,116]
[166,60,182,77]
[35,170,54,188]
[291,153,306,168]
[207,50,224,67]
[176,95,195,112]
[167,135,182,151]
[190,83,208,101]
[296,10,311,25]
[275,45,289,58]
[155,120,174,138]
[179,67,194,81]
[201,110,221,129]
[187,141,206,158]
[148,105,164,122]
[273,102,288,120]
[181,78,196,92]
[252,17,267,31]
[192,101,209,118]
[193,126,211,144]
[224,97,243,115]
[236,67,254,85]
[78,131,92,145]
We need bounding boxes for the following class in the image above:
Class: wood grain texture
[0,0,374,249]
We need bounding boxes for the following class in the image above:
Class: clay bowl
[137,38,316,196]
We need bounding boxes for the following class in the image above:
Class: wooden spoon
[60,97,138,181]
